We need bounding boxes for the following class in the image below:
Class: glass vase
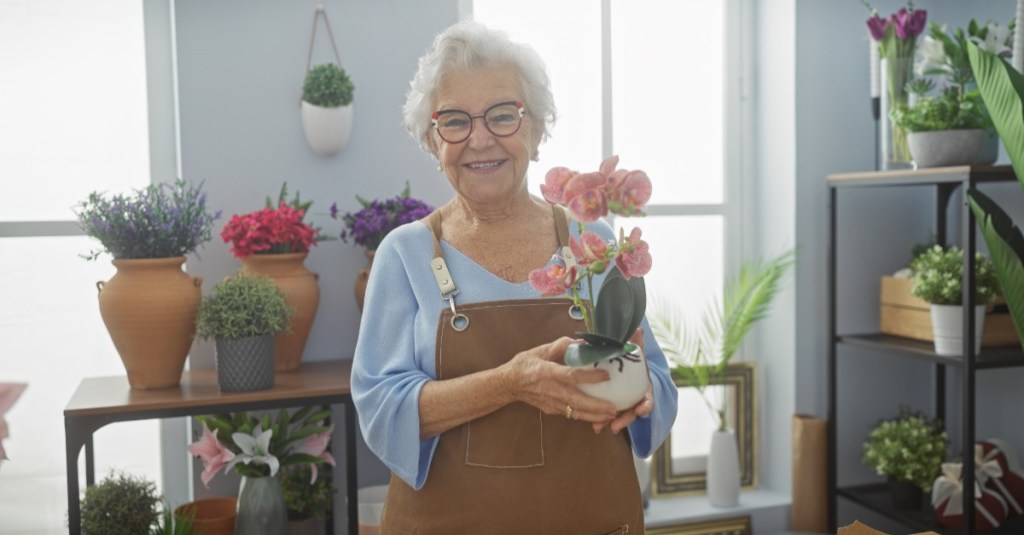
[880,55,914,169]
[236,476,287,535]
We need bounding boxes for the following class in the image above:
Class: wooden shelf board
[837,333,1024,369]
[827,165,1016,188]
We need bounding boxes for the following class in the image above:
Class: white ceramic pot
[300,100,354,156]
[707,429,741,507]
[930,304,986,356]
[907,129,984,168]
[572,345,648,411]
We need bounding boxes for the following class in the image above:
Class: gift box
[978,439,1024,517]
[932,458,1009,531]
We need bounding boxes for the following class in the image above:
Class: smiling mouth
[464,160,506,170]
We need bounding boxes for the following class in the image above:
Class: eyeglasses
[431,100,526,144]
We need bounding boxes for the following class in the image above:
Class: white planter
[907,129,984,168]
[572,345,648,411]
[707,430,741,507]
[929,304,986,356]
[300,100,354,156]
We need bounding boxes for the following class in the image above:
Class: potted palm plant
[300,62,355,156]
[195,274,293,392]
[651,249,794,506]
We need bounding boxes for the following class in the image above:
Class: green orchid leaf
[578,332,622,347]
[967,41,1024,188]
[564,342,624,367]
[594,269,634,343]
[968,189,1024,350]
[625,272,646,342]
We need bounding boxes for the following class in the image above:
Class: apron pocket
[465,402,544,468]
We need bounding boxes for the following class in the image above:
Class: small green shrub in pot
[891,85,989,133]
[302,63,354,108]
[281,464,337,521]
[862,407,948,491]
[910,244,999,305]
[77,471,162,534]
[195,274,294,341]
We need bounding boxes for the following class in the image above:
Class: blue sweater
[351,218,678,489]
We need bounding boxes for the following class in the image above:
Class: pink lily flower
[570,231,610,272]
[615,228,652,279]
[292,426,337,484]
[563,172,609,223]
[529,258,578,297]
[188,423,236,487]
[607,169,652,215]
[540,167,577,204]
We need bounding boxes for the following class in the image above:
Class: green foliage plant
[650,249,795,431]
[966,39,1024,350]
[152,507,194,535]
[862,407,948,490]
[563,266,647,367]
[281,464,337,521]
[195,274,293,340]
[77,471,162,535]
[891,90,988,132]
[910,244,999,305]
[302,63,354,108]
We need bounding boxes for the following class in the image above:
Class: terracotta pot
[174,497,236,535]
[241,253,319,372]
[97,257,201,389]
[354,250,375,312]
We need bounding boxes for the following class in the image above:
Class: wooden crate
[879,276,1019,346]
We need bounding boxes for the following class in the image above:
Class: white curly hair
[402,20,557,155]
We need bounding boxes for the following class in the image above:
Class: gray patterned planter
[908,129,984,168]
[215,335,275,392]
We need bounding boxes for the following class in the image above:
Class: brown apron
[379,207,643,535]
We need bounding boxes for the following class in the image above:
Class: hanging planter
[300,6,354,157]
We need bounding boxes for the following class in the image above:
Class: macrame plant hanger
[300,2,353,156]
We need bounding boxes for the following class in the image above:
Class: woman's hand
[500,336,618,423]
[592,328,654,434]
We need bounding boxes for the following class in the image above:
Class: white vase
[707,430,741,507]
[573,346,648,411]
[634,454,652,509]
[929,304,986,356]
[300,100,353,156]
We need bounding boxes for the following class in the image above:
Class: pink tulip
[188,423,236,487]
[607,169,652,215]
[614,228,652,279]
[529,259,578,297]
[540,167,578,204]
[570,232,610,271]
[292,426,336,484]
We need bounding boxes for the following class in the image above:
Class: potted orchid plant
[188,408,335,533]
[530,155,653,410]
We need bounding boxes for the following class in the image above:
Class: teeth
[468,161,501,169]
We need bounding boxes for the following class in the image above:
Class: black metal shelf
[838,483,1024,535]
[837,333,1024,369]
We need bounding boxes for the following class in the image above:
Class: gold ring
[565,404,574,419]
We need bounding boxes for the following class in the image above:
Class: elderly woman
[352,20,677,534]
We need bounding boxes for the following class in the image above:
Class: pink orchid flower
[614,228,652,279]
[529,258,578,297]
[540,166,577,204]
[292,426,336,484]
[599,155,620,176]
[563,172,609,223]
[570,231,610,272]
[607,169,652,215]
[187,423,236,487]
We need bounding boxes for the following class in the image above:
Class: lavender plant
[330,182,433,251]
[74,179,219,261]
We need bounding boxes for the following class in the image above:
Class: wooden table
[64,360,356,534]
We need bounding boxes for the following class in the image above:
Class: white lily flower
[971,23,1012,56]
[915,36,949,77]
[226,425,280,477]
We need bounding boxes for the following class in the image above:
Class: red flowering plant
[220,184,321,259]
[530,155,653,367]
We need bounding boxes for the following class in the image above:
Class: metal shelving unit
[827,165,1024,534]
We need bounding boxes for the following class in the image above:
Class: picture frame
[652,362,757,497]
[646,515,752,535]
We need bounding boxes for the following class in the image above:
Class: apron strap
[552,205,578,272]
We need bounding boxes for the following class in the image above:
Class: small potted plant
[862,407,948,510]
[281,464,337,534]
[76,470,162,534]
[910,244,999,355]
[300,62,355,156]
[195,274,293,392]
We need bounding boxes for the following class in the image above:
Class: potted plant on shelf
[281,464,337,535]
[910,244,999,355]
[331,182,433,311]
[73,179,218,389]
[301,62,355,156]
[188,408,335,534]
[221,186,320,372]
[195,274,293,392]
[650,249,794,507]
[862,407,948,510]
[76,470,162,534]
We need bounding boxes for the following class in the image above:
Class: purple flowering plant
[330,183,433,251]
[74,179,220,261]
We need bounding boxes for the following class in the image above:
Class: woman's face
[429,65,540,209]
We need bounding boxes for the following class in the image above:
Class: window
[0,1,161,531]
[473,0,744,466]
